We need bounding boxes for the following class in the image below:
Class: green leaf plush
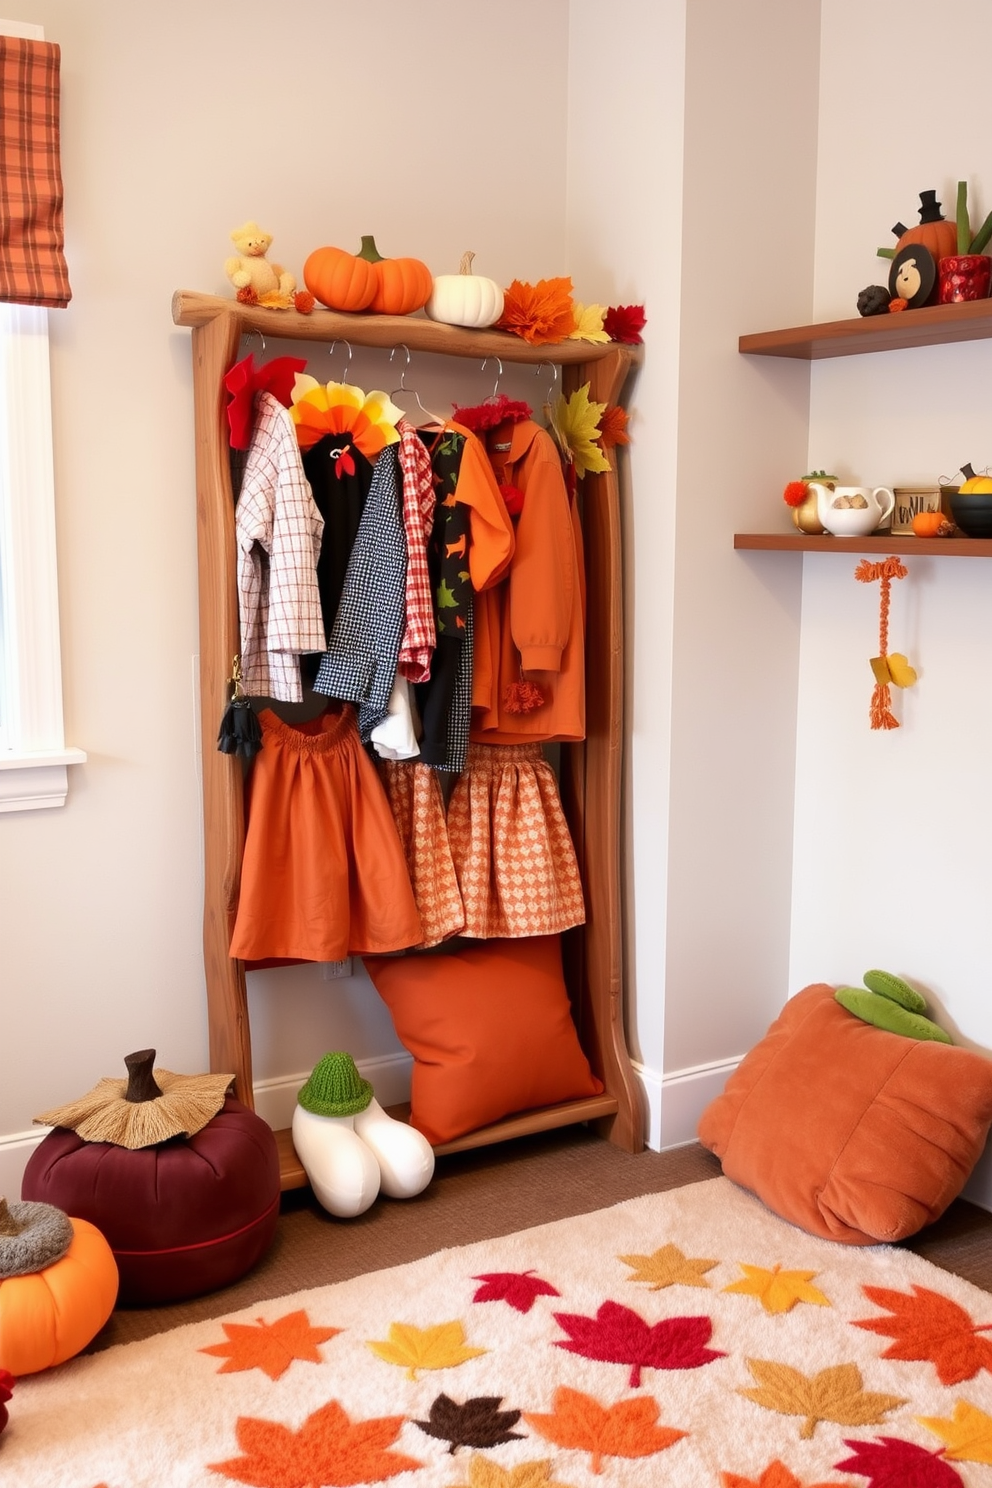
[862,968,928,1014]
[835,986,952,1043]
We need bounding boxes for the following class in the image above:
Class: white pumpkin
[425,251,504,329]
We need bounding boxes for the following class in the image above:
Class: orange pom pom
[783,480,809,508]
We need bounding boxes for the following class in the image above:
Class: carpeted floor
[88,1131,992,1354]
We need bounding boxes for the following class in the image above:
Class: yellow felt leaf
[550,384,611,477]
[366,1320,486,1380]
[723,1264,830,1314]
[567,303,610,343]
[886,652,918,687]
[917,1399,992,1463]
[619,1244,717,1290]
[455,1454,578,1488]
[739,1358,905,1439]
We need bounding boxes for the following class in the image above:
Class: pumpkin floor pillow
[697,983,992,1245]
[22,1084,280,1307]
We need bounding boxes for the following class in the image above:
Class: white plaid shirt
[396,419,436,683]
[235,391,326,702]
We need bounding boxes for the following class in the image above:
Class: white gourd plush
[425,251,504,329]
[292,1053,433,1218]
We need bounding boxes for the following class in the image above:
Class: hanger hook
[328,339,354,383]
[242,325,266,356]
[535,360,559,401]
[481,355,503,400]
[389,343,412,392]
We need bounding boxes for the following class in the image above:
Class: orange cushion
[363,935,603,1145]
[697,983,992,1245]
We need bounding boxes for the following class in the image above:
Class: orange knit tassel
[855,556,909,731]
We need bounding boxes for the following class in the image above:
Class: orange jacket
[471,418,585,744]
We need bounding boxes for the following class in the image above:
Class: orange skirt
[229,706,422,963]
[446,742,586,939]
[378,760,465,949]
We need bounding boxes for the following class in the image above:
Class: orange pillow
[363,936,603,1145]
[698,984,992,1245]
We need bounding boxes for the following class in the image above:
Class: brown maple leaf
[854,1284,992,1386]
[208,1398,422,1485]
[199,1309,341,1380]
[524,1384,685,1474]
[738,1358,905,1439]
[721,1460,848,1488]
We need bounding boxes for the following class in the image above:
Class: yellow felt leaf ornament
[548,384,611,478]
[568,302,610,343]
[619,1243,718,1291]
[917,1398,992,1464]
[723,1263,830,1314]
[366,1320,486,1380]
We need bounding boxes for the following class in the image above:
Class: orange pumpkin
[911,509,950,538]
[0,1198,118,1375]
[303,243,378,312]
[359,235,433,316]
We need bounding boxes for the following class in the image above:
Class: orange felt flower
[497,277,576,345]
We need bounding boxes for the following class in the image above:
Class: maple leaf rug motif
[8,1175,992,1487]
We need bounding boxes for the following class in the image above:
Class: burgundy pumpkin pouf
[22,1092,280,1306]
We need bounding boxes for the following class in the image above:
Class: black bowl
[950,491,992,538]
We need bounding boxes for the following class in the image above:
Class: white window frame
[0,18,84,810]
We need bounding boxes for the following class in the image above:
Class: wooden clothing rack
[172,290,644,1189]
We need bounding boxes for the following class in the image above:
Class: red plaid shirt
[0,36,71,308]
[396,419,437,682]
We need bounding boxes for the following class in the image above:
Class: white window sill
[0,747,86,812]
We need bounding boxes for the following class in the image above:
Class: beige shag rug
[5,1176,992,1488]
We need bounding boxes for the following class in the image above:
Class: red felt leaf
[471,1269,561,1313]
[552,1300,724,1387]
[854,1284,992,1386]
[833,1435,964,1487]
[603,304,647,344]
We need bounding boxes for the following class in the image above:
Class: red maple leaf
[854,1284,992,1385]
[603,304,647,344]
[471,1270,561,1313]
[552,1300,724,1387]
[833,1435,964,1487]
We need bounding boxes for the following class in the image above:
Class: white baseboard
[0,1129,46,1197]
[633,1056,741,1153]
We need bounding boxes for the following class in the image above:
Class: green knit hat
[297,1052,373,1117]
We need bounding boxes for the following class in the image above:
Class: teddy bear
[224,221,297,308]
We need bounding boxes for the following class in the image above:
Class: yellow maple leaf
[619,1243,717,1290]
[366,1320,486,1380]
[454,1454,578,1488]
[723,1264,830,1314]
[917,1398,992,1463]
[567,303,610,343]
[549,384,611,477]
[739,1358,905,1439]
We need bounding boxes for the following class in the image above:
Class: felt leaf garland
[207,1399,422,1486]
[471,1270,561,1313]
[854,1283,992,1385]
[366,1320,486,1380]
[289,375,403,456]
[497,277,576,345]
[618,1243,718,1290]
[523,1385,686,1474]
[917,1399,992,1464]
[413,1393,524,1453]
[199,1310,341,1380]
[722,1263,831,1315]
[567,302,610,343]
[551,1300,724,1387]
[549,384,612,478]
[738,1358,905,1439]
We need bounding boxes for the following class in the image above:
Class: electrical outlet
[322,958,353,980]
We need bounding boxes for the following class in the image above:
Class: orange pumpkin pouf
[0,1197,118,1376]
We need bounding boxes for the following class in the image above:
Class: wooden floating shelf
[273,1095,622,1190]
[735,532,992,557]
[739,299,992,360]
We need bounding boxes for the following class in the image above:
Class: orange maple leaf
[199,1309,342,1380]
[497,278,575,345]
[854,1284,992,1386]
[208,1398,422,1485]
[524,1384,685,1474]
[721,1460,847,1488]
[598,404,630,450]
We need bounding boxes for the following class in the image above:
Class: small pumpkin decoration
[957,461,992,494]
[425,250,505,328]
[878,191,957,305]
[911,509,952,538]
[303,242,379,312]
[360,235,433,316]
[0,1196,118,1375]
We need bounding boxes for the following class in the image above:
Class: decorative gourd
[958,462,992,493]
[303,243,379,312]
[911,509,951,538]
[359,235,433,316]
[0,1197,118,1376]
[425,251,505,329]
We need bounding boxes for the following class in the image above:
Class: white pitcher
[812,483,895,536]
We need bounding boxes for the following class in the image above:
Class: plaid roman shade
[0,36,70,308]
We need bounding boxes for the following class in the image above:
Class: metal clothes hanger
[327,339,354,384]
[389,344,445,427]
[480,355,503,402]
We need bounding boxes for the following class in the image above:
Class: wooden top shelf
[739,299,992,360]
[172,290,642,368]
[735,532,992,556]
